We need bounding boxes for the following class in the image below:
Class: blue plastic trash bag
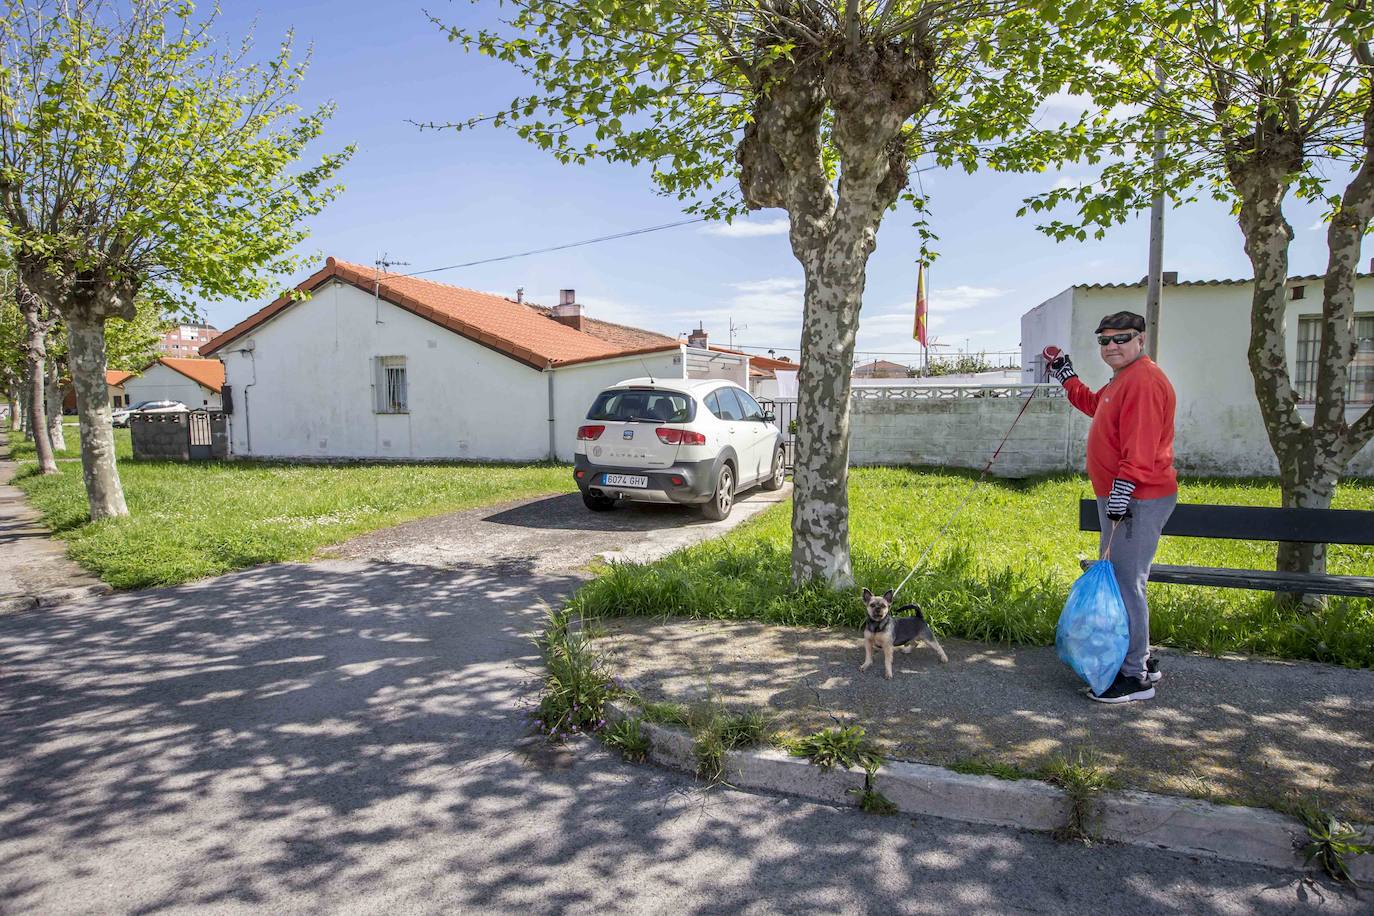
[1056,560,1130,696]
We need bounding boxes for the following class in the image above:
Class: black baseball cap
[1095,310,1146,333]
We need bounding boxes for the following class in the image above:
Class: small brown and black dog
[860,587,949,678]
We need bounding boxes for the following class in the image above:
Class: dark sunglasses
[1097,331,1140,346]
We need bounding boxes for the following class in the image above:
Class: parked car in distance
[573,377,785,520]
[112,400,187,427]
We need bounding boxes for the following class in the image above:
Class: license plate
[603,473,648,488]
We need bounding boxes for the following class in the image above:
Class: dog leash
[891,385,1042,599]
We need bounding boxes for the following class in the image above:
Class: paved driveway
[0,488,1360,913]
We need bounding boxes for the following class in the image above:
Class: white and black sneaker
[1090,672,1156,704]
[1145,656,1162,684]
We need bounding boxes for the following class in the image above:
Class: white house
[201,257,750,462]
[1020,274,1374,476]
[122,357,224,410]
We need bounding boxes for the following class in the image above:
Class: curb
[0,584,112,614]
[605,701,1373,881]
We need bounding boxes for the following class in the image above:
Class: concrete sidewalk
[0,447,109,612]
[597,617,1374,822]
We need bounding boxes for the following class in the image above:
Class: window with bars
[1295,315,1374,404]
[373,356,408,413]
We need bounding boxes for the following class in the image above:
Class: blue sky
[201,1,1348,366]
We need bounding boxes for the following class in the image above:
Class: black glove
[1106,478,1136,521]
[1045,350,1077,385]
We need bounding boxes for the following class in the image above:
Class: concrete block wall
[848,390,1088,477]
[131,413,190,461]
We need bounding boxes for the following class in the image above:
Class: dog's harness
[864,604,925,646]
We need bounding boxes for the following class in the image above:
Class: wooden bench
[1078,499,1374,598]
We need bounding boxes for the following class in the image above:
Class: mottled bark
[1231,112,1374,606]
[66,314,127,519]
[44,361,65,452]
[738,35,930,587]
[21,260,137,520]
[18,277,57,474]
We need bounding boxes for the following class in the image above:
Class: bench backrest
[1078,499,1374,545]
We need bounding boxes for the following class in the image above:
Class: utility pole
[1145,59,1166,359]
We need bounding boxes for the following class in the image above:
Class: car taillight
[577,425,605,441]
[656,427,706,446]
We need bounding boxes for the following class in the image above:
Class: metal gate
[188,410,212,460]
[758,398,798,471]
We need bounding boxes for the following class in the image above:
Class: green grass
[7,423,131,461]
[9,432,576,588]
[569,467,1374,667]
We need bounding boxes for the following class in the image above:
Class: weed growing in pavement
[688,703,770,785]
[787,725,884,774]
[850,783,899,816]
[532,606,618,740]
[1040,750,1120,843]
[603,717,650,763]
[1294,803,1374,887]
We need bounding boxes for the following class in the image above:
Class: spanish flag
[913,263,929,348]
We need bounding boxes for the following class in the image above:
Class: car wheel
[701,464,734,521]
[582,490,617,512]
[761,446,786,491]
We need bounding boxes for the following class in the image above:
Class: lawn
[6,422,133,461]
[570,467,1374,668]
[10,436,575,588]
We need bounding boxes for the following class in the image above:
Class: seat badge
[623,429,634,440]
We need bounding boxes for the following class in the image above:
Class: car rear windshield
[587,388,694,423]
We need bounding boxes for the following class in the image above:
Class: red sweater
[1064,356,1178,499]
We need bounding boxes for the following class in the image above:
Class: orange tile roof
[153,357,225,392]
[202,257,680,370]
[106,370,133,387]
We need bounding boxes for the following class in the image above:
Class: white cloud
[1309,218,1326,232]
[702,217,790,238]
[1052,176,1088,192]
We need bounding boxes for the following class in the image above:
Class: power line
[400,217,708,278]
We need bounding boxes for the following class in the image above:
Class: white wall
[220,280,550,461]
[123,363,222,410]
[687,347,749,387]
[1019,287,1074,383]
[549,349,687,462]
[1019,280,1374,476]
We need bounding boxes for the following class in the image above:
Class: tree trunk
[45,362,65,452]
[66,314,128,519]
[791,246,868,587]
[20,283,58,475]
[7,391,18,432]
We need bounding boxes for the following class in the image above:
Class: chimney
[552,288,583,331]
[687,324,709,349]
[516,287,524,304]
[1163,271,1178,285]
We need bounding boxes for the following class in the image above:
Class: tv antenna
[374,252,410,324]
[729,317,747,349]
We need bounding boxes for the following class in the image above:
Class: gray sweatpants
[1097,493,1176,680]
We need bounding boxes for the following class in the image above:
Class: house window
[373,356,408,413]
[1291,285,1305,301]
[1295,315,1374,403]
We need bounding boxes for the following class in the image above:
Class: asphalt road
[1,492,1362,914]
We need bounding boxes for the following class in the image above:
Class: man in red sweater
[1044,310,1177,703]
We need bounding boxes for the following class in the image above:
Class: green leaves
[0,0,353,312]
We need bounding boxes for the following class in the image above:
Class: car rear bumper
[574,454,719,505]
